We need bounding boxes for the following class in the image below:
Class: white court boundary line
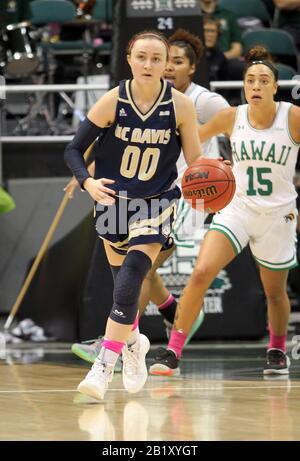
[0,384,300,394]
[0,356,273,362]
[3,340,296,352]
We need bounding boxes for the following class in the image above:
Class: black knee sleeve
[110,250,152,325]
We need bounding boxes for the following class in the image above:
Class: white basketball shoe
[77,354,114,401]
[122,333,150,394]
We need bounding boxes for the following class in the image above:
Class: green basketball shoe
[185,310,205,346]
[71,337,122,372]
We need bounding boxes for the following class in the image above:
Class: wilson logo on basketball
[185,185,218,198]
[184,171,209,182]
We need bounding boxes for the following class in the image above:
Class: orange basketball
[181,158,236,213]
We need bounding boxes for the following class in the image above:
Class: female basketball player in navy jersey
[150,45,299,377]
[67,30,229,366]
[64,31,203,400]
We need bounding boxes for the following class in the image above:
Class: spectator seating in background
[93,0,113,22]
[30,0,76,24]
[30,0,94,54]
[275,63,298,104]
[275,63,297,80]
[219,0,271,24]
[243,28,299,71]
[92,0,113,58]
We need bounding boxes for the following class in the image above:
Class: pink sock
[268,325,287,353]
[102,339,124,355]
[158,294,175,310]
[168,329,187,359]
[132,316,139,331]
[127,317,139,346]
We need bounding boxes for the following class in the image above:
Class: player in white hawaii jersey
[230,104,297,212]
[150,45,299,377]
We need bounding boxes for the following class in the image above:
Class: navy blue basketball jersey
[94,79,181,199]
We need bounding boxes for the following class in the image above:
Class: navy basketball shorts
[94,187,181,252]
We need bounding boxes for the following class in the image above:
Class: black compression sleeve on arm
[64,117,105,188]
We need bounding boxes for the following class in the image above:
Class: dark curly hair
[168,28,204,66]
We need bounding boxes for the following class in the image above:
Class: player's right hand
[218,157,232,168]
[83,177,116,205]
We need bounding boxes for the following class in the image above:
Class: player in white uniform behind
[150,45,299,376]
[137,28,229,334]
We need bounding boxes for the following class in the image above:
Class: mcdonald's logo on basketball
[185,171,209,182]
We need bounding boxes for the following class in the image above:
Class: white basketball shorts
[171,197,205,248]
[209,198,298,270]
